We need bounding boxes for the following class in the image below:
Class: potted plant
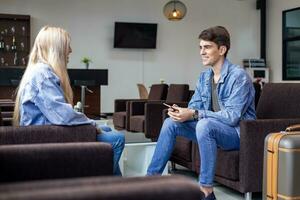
[81,57,92,69]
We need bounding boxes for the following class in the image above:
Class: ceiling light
[163,0,187,21]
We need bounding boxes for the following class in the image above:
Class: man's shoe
[202,192,216,200]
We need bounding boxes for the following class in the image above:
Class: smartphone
[163,103,178,111]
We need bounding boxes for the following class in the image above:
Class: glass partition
[283,7,300,80]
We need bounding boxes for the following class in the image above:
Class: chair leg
[244,192,252,200]
[171,161,176,171]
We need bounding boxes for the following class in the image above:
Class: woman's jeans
[147,118,240,187]
[97,125,125,176]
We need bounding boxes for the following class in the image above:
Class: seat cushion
[130,115,145,132]
[215,150,239,181]
[113,112,126,129]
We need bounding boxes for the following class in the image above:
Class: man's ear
[219,46,227,56]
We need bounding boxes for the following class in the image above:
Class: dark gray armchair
[170,83,261,173]
[129,84,190,138]
[113,84,168,130]
[0,142,113,182]
[0,124,113,182]
[192,83,300,200]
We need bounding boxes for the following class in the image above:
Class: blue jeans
[97,125,125,176]
[147,118,240,187]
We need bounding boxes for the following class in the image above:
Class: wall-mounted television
[114,22,157,49]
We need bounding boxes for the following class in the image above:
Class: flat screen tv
[114,22,157,49]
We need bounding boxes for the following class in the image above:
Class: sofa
[0,124,203,200]
[0,175,203,200]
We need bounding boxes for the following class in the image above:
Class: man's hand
[167,105,195,122]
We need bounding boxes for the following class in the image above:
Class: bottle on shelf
[22,26,26,36]
[20,42,25,51]
[11,36,17,52]
[21,57,26,66]
[5,44,10,52]
[0,36,5,51]
[0,57,5,66]
[13,52,18,66]
[11,26,15,35]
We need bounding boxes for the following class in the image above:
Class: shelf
[0,49,30,53]
[0,66,26,69]
[1,34,30,37]
[0,13,30,68]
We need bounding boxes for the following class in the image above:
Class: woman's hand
[167,105,195,122]
[95,126,102,134]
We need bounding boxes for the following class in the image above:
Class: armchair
[137,83,149,99]
[0,124,113,181]
[170,83,261,171]
[113,84,168,130]
[129,84,190,137]
[0,142,113,182]
[192,83,300,200]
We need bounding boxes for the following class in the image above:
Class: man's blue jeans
[147,118,240,187]
[97,125,125,176]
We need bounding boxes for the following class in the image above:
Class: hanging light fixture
[163,0,187,21]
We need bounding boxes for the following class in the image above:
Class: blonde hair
[13,26,73,126]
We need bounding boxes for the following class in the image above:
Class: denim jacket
[188,59,256,136]
[19,63,96,126]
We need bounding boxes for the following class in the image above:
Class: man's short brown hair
[198,26,230,57]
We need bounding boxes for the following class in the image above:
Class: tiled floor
[103,118,262,200]
[170,166,262,200]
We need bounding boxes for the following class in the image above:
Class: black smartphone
[163,103,178,111]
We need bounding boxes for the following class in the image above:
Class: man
[147,26,256,200]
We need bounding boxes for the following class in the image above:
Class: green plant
[81,57,92,64]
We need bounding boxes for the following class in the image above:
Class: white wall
[267,0,300,82]
[0,0,260,113]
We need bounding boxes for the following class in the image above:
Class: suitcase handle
[285,124,300,132]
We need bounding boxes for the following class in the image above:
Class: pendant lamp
[163,0,187,21]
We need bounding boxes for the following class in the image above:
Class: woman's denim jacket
[19,63,96,126]
[188,59,256,136]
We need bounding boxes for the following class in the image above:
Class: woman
[13,26,124,175]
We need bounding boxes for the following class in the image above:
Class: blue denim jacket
[19,63,95,126]
[188,59,256,136]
